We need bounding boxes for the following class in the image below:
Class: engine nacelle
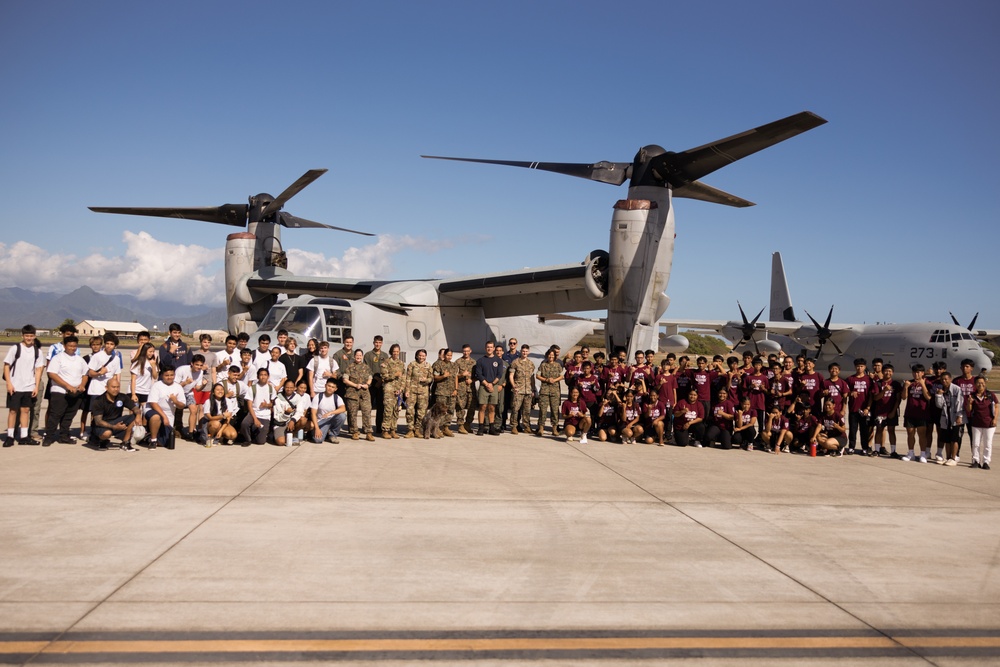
[583,249,609,300]
[225,233,257,333]
[658,334,689,354]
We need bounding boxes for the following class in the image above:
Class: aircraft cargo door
[408,321,426,348]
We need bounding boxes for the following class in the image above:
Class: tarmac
[1,400,999,665]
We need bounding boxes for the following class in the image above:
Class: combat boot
[458,424,469,435]
[382,431,392,440]
[442,427,455,437]
[510,426,519,435]
[404,429,415,439]
[366,432,375,442]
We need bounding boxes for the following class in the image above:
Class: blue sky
[1,0,998,327]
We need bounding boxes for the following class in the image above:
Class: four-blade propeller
[731,302,766,354]
[90,169,374,237]
[804,306,843,359]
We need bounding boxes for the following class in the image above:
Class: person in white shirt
[195,333,217,381]
[272,380,304,446]
[263,346,288,392]
[39,322,79,438]
[174,355,210,442]
[3,325,46,447]
[145,368,186,449]
[291,380,313,436]
[43,335,90,446]
[212,335,239,385]
[249,335,273,375]
[312,378,347,443]
[240,367,276,445]
[130,342,159,426]
[87,333,123,398]
[309,341,339,397]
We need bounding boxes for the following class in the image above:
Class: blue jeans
[314,413,346,442]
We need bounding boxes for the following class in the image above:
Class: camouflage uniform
[344,361,373,437]
[364,349,389,432]
[537,360,563,434]
[509,356,536,433]
[431,359,458,427]
[403,360,433,436]
[380,356,406,437]
[454,356,477,431]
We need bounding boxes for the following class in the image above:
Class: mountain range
[0,286,228,333]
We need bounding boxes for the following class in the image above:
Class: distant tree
[58,318,75,331]
[679,332,730,357]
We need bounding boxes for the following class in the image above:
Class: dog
[422,402,450,439]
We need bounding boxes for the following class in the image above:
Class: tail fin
[769,252,797,322]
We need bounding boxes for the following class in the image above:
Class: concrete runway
[1,413,998,665]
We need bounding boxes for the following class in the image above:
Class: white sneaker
[918,455,927,463]
[902,452,914,461]
[580,434,588,444]
[944,459,957,467]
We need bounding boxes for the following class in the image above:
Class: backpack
[9,343,40,377]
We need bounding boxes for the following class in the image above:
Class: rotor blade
[969,313,979,330]
[88,205,248,227]
[750,306,765,326]
[421,155,630,186]
[823,305,834,329]
[804,310,822,331]
[658,111,827,184]
[673,180,755,207]
[830,339,844,355]
[261,169,328,218]
[738,301,749,325]
[277,212,375,236]
[950,311,961,327]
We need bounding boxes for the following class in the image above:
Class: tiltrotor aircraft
[665,252,994,376]
[90,111,826,360]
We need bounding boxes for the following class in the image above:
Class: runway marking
[2,631,999,661]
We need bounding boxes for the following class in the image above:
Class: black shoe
[121,441,137,452]
[890,451,903,460]
[41,439,54,447]
[3,437,14,448]
[18,437,40,446]
[983,462,991,470]
[489,426,501,436]
[57,436,75,444]
[971,460,980,469]
[98,442,109,451]
[477,427,486,436]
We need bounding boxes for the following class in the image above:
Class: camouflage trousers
[456,383,477,426]
[406,390,429,433]
[537,391,560,431]
[346,391,372,434]
[511,391,533,430]
[383,387,402,434]
[435,394,456,426]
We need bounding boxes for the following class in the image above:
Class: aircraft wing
[971,328,1000,345]
[660,318,802,337]
[438,263,599,318]
[245,274,388,298]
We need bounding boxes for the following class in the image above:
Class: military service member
[364,336,389,433]
[380,343,405,439]
[454,344,477,434]
[344,348,375,441]
[403,349,433,438]
[509,344,536,435]
[431,348,458,437]
[536,347,563,436]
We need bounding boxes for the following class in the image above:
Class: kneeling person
[89,377,140,451]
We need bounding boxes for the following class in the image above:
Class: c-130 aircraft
[91,112,826,360]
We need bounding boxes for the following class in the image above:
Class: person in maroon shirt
[743,357,768,437]
[576,361,602,427]
[673,388,705,448]
[966,376,997,469]
[789,403,818,453]
[674,356,693,402]
[767,363,794,413]
[561,386,591,443]
[705,388,737,450]
[618,390,644,445]
[595,391,620,442]
[952,359,978,462]
[846,358,875,455]
[630,351,652,393]
[901,364,933,462]
[691,356,715,416]
[733,397,757,450]
[822,362,850,419]
[602,356,628,396]
[642,395,669,446]
[724,356,744,404]
[816,399,848,455]
[761,404,791,455]
[563,351,583,394]
[795,358,824,412]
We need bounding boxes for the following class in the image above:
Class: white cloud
[0,232,446,305]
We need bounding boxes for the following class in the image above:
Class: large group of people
[4,322,996,470]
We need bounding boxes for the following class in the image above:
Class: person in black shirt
[89,377,140,451]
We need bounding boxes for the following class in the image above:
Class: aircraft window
[326,327,343,344]
[258,307,289,331]
[412,328,421,341]
[324,309,352,327]
[280,307,323,339]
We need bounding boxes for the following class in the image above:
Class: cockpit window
[258,307,289,331]
[279,307,323,339]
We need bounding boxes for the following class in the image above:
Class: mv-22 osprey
[90,111,825,359]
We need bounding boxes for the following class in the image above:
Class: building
[75,320,148,339]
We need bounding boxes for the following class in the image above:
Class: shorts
[873,415,898,429]
[134,393,148,404]
[6,391,33,410]
[937,425,961,443]
[477,384,501,405]
[904,417,925,429]
[272,422,289,440]
[94,414,135,436]
[193,390,210,405]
